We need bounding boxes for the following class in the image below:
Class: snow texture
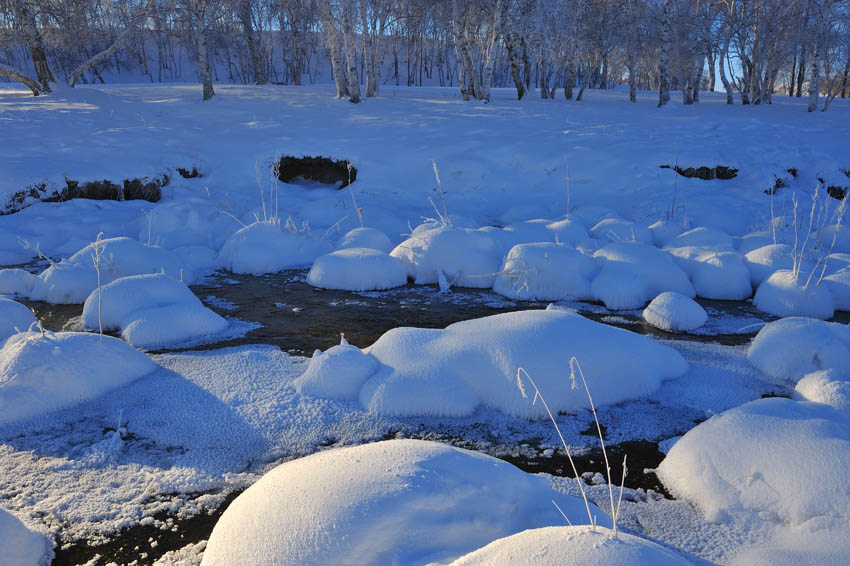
[294,336,380,400]
[0,298,37,342]
[493,242,597,301]
[307,248,407,291]
[642,292,707,332]
[753,270,834,319]
[794,369,850,418]
[0,507,50,566]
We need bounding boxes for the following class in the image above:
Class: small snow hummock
[0,298,37,343]
[794,369,850,418]
[0,331,157,424]
[642,292,707,332]
[390,226,503,288]
[137,198,242,250]
[492,242,597,301]
[663,228,751,300]
[657,397,850,526]
[81,273,227,349]
[201,439,608,566]
[334,226,394,253]
[335,309,687,418]
[823,268,850,311]
[448,526,694,566]
[307,248,407,291]
[747,317,850,382]
[743,244,794,287]
[546,217,589,245]
[218,220,331,275]
[753,270,834,320]
[294,335,380,400]
[0,268,37,297]
[0,507,51,566]
[588,217,653,245]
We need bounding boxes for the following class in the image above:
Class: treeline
[1,1,848,111]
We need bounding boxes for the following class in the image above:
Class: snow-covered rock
[753,270,834,319]
[501,220,556,247]
[307,248,407,291]
[664,226,735,252]
[335,226,394,253]
[0,331,157,424]
[493,243,597,301]
[589,218,653,245]
[120,302,229,350]
[823,268,850,311]
[747,317,850,382]
[218,221,331,275]
[31,237,193,304]
[642,292,707,332]
[137,198,241,250]
[648,219,687,248]
[449,526,694,566]
[202,439,607,566]
[171,245,219,279]
[743,244,794,287]
[354,309,687,417]
[0,507,50,566]
[0,268,37,297]
[591,242,695,310]
[819,223,850,254]
[294,336,380,400]
[794,369,850,418]
[571,205,617,227]
[663,229,750,300]
[390,226,502,288]
[546,217,589,245]
[657,397,850,525]
[0,299,37,342]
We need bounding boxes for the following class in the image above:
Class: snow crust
[642,292,707,332]
[218,221,331,274]
[0,298,37,342]
[202,439,608,566]
[753,270,834,319]
[0,507,50,566]
[0,331,157,424]
[307,248,407,291]
[493,242,597,301]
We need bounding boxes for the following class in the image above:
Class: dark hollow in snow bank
[177,166,202,178]
[659,164,738,180]
[276,155,356,188]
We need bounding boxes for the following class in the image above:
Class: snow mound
[493,243,597,301]
[294,336,380,400]
[390,226,502,288]
[0,269,37,297]
[823,268,850,311]
[0,331,157,424]
[0,507,50,566]
[795,369,850,418]
[546,217,589,245]
[121,303,229,350]
[664,226,735,251]
[744,244,794,286]
[571,205,617,227]
[648,219,686,247]
[335,227,394,253]
[642,292,707,332]
[591,242,695,309]
[357,309,687,417]
[449,526,693,566]
[501,220,556,247]
[657,397,850,525]
[0,299,37,342]
[689,252,752,300]
[218,221,331,275]
[747,317,850,382]
[820,223,850,254]
[589,218,653,245]
[138,198,241,250]
[31,237,193,304]
[307,248,407,291]
[202,439,608,566]
[753,270,834,319]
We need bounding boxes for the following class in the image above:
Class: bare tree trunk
[320,4,348,99]
[67,27,135,87]
[0,62,41,95]
[808,39,820,112]
[15,0,54,92]
[342,2,361,103]
[505,32,525,100]
[658,0,672,107]
[841,58,850,98]
[627,44,637,102]
[239,0,266,85]
[564,60,575,100]
[796,52,807,96]
[478,0,502,102]
[197,24,214,100]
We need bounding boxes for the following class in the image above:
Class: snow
[794,369,850,418]
[390,226,503,288]
[201,439,608,566]
[120,303,229,350]
[589,217,653,245]
[648,219,686,247]
[657,397,850,527]
[492,242,597,301]
[743,243,794,286]
[0,298,37,342]
[663,228,751,300]
[0,331,157,424]
[545,217,589,245]
[356,309,687,417]
[642,292,707,332]
[138,198,242,250]
[217,221,331,275]
[448,526,694,566]
[294,335,380,400]
[822,267,850,311]
[0,507,50,566]
[753,269,834,319]
[0,268,37,297]
[307,248,407,291]
[334,226,394,253]
[747,317,850,382]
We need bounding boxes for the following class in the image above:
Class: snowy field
[1,82,850,566]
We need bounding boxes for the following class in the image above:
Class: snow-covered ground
[1,82,850,565]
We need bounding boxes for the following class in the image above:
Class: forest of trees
[1,0,849,111]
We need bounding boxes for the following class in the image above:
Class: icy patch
[218,221,331,275]
[753,270,834,319]
[0,507,51,566]
[0,298,37,342]
[642,292,707,332]
[307,248,407,291]
[493,242,597,301]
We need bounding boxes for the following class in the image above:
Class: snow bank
[335,226,394,253]
[0,507,50,566]
[138,198,241,250]
[449,526,693,566]
[390,226,502,288]
[642,292,707,332]
[202,439,608,566]
[0,331,157,424]
[218,221,331,275]
[31,237,192,304]
[753,270,834,319]
[493,243,597,301]
[307,248,407,291]
[355,309,687,417]
[747,317,850,382]
[589,218,653,245]
[657,397,850,525]
[0,269,37,297]
[0,299,37,342]
[294,336,380,400]
[794,369,850,418]
[743,244,794,286]
[591,242,695,310]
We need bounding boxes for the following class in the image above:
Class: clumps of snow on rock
[218,221,331,275]
[747,317,850,383]
[0,268,37,297]
[448,525,694,566]
[545,217,589,245]
[81,273,227,350]
[794,369,850,418]
[753,270,834,319]
[138,198,242,250]
[0,298,37,343]
[589,217,653,245]
[642,292,707,332]
[201,439,607,566]
[334,226,394,253]
[493,242,597,301]
[294,335,380,400]
[0,331,157,424]
[0,507,50,566]
[307,248,407,291]
[743,243,794,287]
[663,228,751,300]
